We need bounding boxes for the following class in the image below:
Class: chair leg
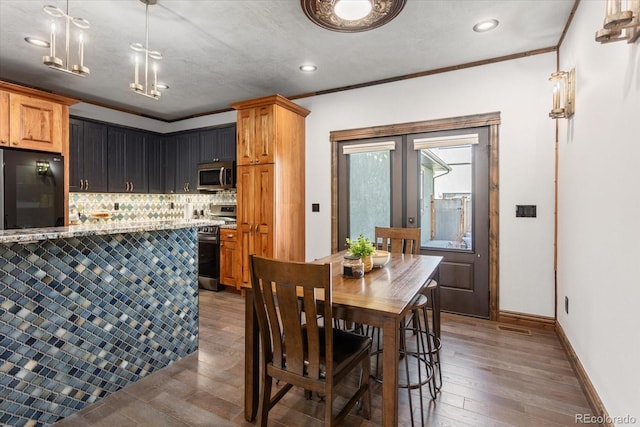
[257,374,272,427]
[324,388,333,427]
[361,352,371,419]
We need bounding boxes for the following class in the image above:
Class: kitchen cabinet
[107,127,148,193]
[235,104,275,166]
[1,90,63,153]
[200,125,237,163]
[69,118,108,192]
[0,91,8,147]
[174,132,200,193]
[231,95,310,288]
[219,229,239,288]
[147,134,165,194]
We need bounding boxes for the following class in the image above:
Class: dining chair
[249,254,372,426]
[374,226,421,254]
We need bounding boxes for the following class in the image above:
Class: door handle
[85,180,89,191]
[131,181,134,192]
[80,180,84,190]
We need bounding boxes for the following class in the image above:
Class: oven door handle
[198,235,219,243]
[220,167,225,187]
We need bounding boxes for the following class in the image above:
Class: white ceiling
[0,0,575,122]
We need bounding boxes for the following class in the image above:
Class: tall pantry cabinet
[231,95,310,289]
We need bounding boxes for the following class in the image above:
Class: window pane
[419,145,473,250]
[348,151,390,240]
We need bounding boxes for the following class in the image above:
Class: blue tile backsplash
[0,227,199,426]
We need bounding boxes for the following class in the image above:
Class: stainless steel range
[197,205,236,292]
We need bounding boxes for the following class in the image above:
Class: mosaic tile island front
[0,220,215,426]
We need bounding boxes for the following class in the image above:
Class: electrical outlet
[114,202,119,211]
[312,203,320,212]
[565,296,569,314]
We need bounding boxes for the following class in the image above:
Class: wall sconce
[595,0,640,44]
[549,68,575,119]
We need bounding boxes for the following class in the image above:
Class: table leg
[381,317,399,426]
[244,289,259,421]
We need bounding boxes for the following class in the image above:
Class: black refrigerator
[1,148,65,230]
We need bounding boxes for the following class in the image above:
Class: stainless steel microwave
[197,161,235,191]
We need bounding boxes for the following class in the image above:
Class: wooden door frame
[330,112,501,321]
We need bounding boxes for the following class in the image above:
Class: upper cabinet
[69,119,108,193]
[0,91,8,147]
[147,134,166,194]
[174,132,201,193]
[235,105,275,166]
[200,125,237,163]
[0,82,77,154]
[107,127,148,193]
[66,116,236,195]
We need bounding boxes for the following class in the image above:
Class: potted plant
[346,234,376,272]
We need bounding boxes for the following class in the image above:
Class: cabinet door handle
[80,180,84,190]
[130,182,134,192]
[11,141,18,146]
[0,140,7,145]
[125,182,129,192]
[186,182,190,192]
[85,180,89,191]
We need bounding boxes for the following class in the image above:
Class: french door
[337,127,490,318]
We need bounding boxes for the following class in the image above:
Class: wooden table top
[314,251,443,319]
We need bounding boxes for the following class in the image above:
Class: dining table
[244,250,443,427]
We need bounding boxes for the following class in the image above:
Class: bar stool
[364,293,436,426]
[419,279,442,394]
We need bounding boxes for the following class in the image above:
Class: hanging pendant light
[41,0,90,76]
[129,0,165,99]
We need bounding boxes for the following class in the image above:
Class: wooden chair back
[250,254,333,386]
[374,226,421,255]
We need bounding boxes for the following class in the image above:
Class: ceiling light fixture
[548,68,575,119]
[40,0,90,76]
[129,0,164,100]
[595,0,639,44]
[473,19,499,33]
[334,0,373,21]
[301,0,406,33]
[299,64,318,72]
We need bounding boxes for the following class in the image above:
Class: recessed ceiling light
[24,37,50,48]
[299,64,318,72]
[473,19,499,33]
[334,0,373,21]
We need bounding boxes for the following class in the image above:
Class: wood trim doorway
[330,112,501,321]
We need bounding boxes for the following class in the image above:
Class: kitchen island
[0,221,212,426]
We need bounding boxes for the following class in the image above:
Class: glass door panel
[348,150,390,240]
[419,145,473,251]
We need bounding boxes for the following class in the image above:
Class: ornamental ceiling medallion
[301,0,407,33]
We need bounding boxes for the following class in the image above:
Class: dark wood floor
[55,290,593,426]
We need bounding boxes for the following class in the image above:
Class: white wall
[297,53,557,317]
[557,0,640,423]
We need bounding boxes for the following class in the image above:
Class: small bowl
[372,250,390,268]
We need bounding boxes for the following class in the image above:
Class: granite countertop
[0,220,225,244]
